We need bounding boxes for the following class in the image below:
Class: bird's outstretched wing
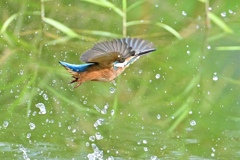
[80,38,156,66]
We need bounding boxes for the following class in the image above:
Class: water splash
[182,11,187,16]
[29,123,36,130]
[43,93,48,100]
[101,103,109,114]
[94,118,104,128]
[2,121,9,128]
[95,132,103,140]
[190,120,196,126]
[155,74,160,79]
[35,103,46,114]
[212,72,218,81]
[109,87,115,94]
[19,145,30,160]
[87,143,103,160]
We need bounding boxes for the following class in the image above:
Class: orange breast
[75,65,126,84]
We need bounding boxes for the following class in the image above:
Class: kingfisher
[59,37,156,88]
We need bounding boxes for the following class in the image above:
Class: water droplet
[101,109,107,114]
[212,147,216,152]
[155,4,159,7]
[155,74,160,79]
[72,129,76,133]
[3,121,9,128]
[89,136,95,142]
[35,103,46,114]
[94,118,104,128]
[19,70,24,75]
[213,75,218,81]
[32,111,37,116]
[86,142,90,147]
[109,87,115,94]
[182,11,187,16]
[139,70,142,74]
[95,132,103,140]
[19,145,29,159]
[29,123,36,130]
[87,144,103,159]
[39,90,44,95]
[207,46,211,50]
[221,12,226,17]
[213,72,218,81]
[190,120,196,126]
[43,94,48,100]
[111,110,115,116]
[26,133,31,139]
[101,103,109,114]
[151,156,158,160]
[143,140,147,144]
[107,156,114,160]
[187,50,190,55]
[157,114,161,120]
[144,147,148,152]
[94,104,101,112]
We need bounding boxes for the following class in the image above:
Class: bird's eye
[131,51,136,56]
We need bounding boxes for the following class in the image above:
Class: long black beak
[137,48,156,56]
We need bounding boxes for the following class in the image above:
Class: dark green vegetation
[0,0,240,159]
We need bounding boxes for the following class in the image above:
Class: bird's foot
[70,77,78,84]
[74,82,82,88]
[69,77,82,88]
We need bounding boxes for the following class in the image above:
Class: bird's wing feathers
[123,38,155,53]
[80,38,155,65]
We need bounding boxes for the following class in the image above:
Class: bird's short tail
[59,61,94,72]
[59,61,95,88]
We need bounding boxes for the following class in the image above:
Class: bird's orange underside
[66,65,125,88]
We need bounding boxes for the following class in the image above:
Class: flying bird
[59,37,156,88]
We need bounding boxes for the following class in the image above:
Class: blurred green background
[1,0,240,159]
